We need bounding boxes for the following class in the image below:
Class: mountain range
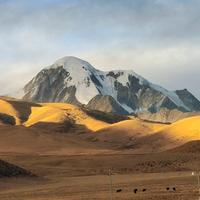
[21,56,200,117]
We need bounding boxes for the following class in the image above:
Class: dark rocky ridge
[175,89,200,111]
[87,95,129,115]
[137,108,200,123]
[0,159,34,177]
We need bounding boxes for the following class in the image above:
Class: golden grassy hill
[0,125,109,155]
[90,116,200,153]
[0,97,200,154]
[25,103,109,131]
[156,116,200,141]
[0,99,22,125]
[0,98,113,155]
[0,98,109,131]
[90,118,168,150]
[0,97,40,125]
[126,115,200,153]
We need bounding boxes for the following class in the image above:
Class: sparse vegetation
[82,107,130,123]
[0,159,34,177]
[0,113,15,125]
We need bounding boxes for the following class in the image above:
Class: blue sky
[0,0,200,98]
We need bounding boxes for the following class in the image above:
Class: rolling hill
[168,140,200,153]
[0,96,199,155]
[89,115,200,153]
[0,97,110,131]
[25,103,109,131]
[92,118,168,149]
[155,116,200,142]
[0,97,40,125]
[0,97,127,155]
[128,116,200,153]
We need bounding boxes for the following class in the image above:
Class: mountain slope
[90,115,200,153]
[87,95,129,114]
[137,108,200,123]
[0,97,40,125]
[21,56,200,115]
[155,116,200,142]
[0,124,109,155]
[0,96,199,154]
[93,118,167,147]
[25,103,109,131]
[175,89,200,111]
[134,115,200,152]
[168,140,200,153]
[0,97,111,131]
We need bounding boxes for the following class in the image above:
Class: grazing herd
[166,187,176,191]
[116,187,176,193]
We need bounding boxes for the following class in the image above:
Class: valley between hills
[0,96,200,199]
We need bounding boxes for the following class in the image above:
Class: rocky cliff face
[175,89,200,111]
[87,95,129,115]
[137,108,200,123]
[22,56,200,115]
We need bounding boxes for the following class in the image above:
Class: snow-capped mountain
[22,56,200,114]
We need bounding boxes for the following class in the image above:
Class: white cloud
[0,0,199,99]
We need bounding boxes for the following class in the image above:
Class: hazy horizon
[0,0,199,99]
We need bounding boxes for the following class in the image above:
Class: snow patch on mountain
[47,56,100,104]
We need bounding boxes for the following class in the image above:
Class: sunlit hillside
[25,103,109,131]
[95,117,167,140]
[0,97,200,154]
[0,98,110,131]
[156,116,200,142]
[0,97,40,125]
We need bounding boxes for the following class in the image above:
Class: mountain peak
[22,56,200,114]
[49,56,96,72]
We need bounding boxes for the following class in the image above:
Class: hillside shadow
[7,100,41,123]
[29,120,92,135]
[0,113,16,125]
[81,107,130,124]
